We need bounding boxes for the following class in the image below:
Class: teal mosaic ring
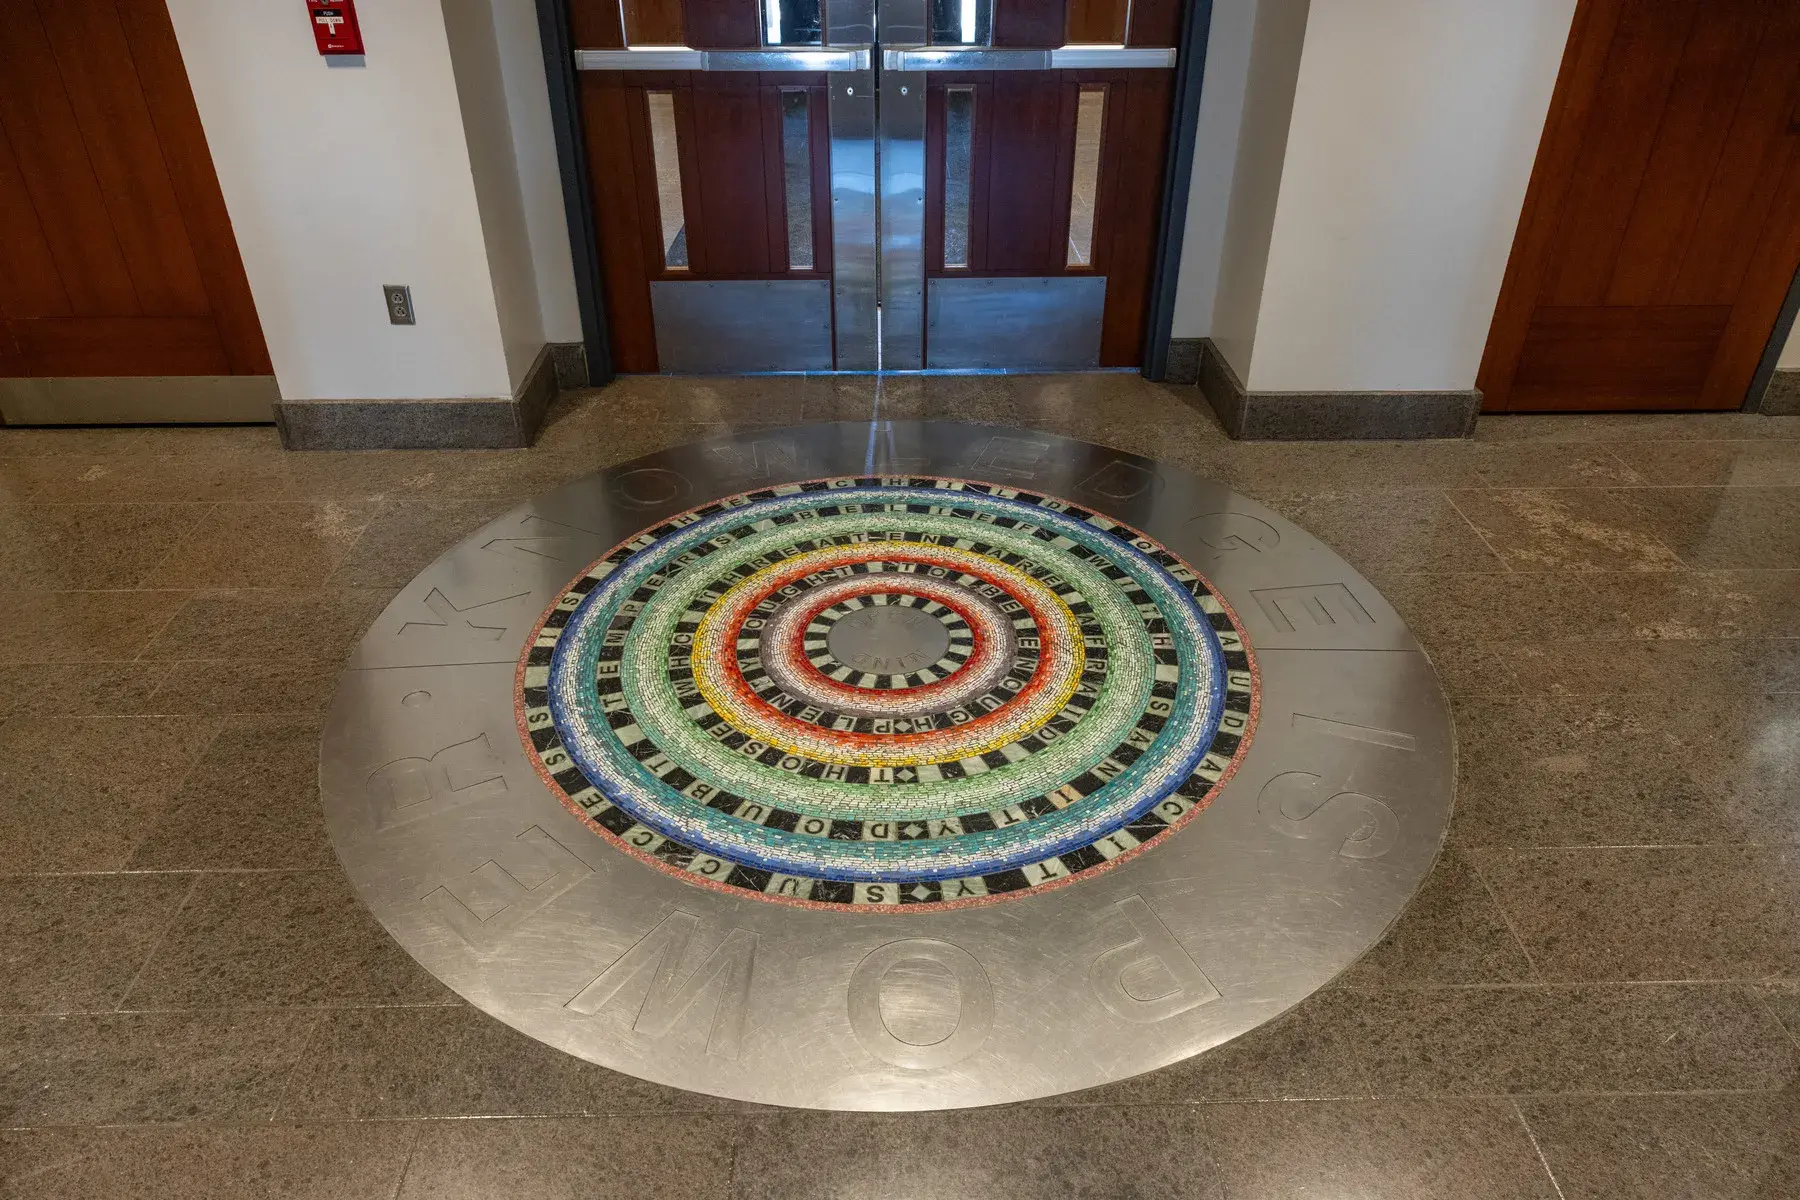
[517,477,1259,909]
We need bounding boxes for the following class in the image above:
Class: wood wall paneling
[1096,71,1172,366]
[993,0,1069,48]
[1125,0,1183,48]
[0,0,269,381]
[0,3,142,316]
[0,122,72,319]
[580,73,660,370]
[8,316,229,377]
[569,0,626,48]
[1066,0,1127,43]
[115,0,271,373]
[684,0,760,49]
[37,0,211,316]
[1479,0,1800,411]
[982,77,1076,271]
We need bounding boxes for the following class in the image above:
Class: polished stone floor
[0,374,1797,1198]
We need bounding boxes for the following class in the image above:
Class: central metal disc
[318,421,1456,1112]
[826,604,952,677]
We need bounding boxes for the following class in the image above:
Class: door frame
[534,0,1212,382]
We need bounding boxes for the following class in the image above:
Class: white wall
[1782,320,1800,371]
[1240,0,1577,392]
[1169,0,1259,339]
[487,1,583,346]
[165,0,518,401]
[1207,0,1309,378]
[442,0,551,389]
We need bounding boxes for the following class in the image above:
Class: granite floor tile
[1349,984,1793,1095]
[367,448,597,501]
[279,1005,736,1119]
[1610,439,1800,487]
[0,661,171,717]
[127,716,335,871]
[143,658,342,715]
[526,408,727,459]
[1449,695,1743,848]
[131,424,285,456]
[0,427,150,457]
[0,716,219,872]
[1626,486,1800,569]
[121,870,454,1010]
[3,1009,318,1125]
[1473,411,1800,443]
[0,590,188,664]
[1203,1098,1557,1200]
[1337,850,1537,986]
[1263,491,1508,574]
[1049,990,1374,1104]
[731,1107,1222,1200]
[1496,637,1800,695]
[16,1121,420,1200]
[1447,488,1685,572]
[328,497,520,587]
[1370,572,1625,646]
[1472,847,1800,981]
[0,1128,94,1198]
[0,503,211,589]
[1521,1092,1800,1200]
[138,589,394,662]
[1424,643,1526,698]
[398,1116,741,1200]
[1586,568,1800,639]
[146,502,379,589]
[869,375,1022,424]
[0,874,195,1014]
[11,453,291,504]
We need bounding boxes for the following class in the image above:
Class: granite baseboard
[276,343,560,450]
[550,342,589,390]
[1163,339,1204,385]
[1760,368,1800,416]
[1193,338,1479,440]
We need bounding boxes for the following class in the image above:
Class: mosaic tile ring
[320,422,1457,1113]
[516,477,1259,910]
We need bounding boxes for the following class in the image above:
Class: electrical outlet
[383,284,416,326]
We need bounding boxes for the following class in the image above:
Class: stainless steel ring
[319,421,1455,1111]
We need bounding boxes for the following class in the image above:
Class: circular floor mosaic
[518,478,1258,910]
[320,423,1456,1112]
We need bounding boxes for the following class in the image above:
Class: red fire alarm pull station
[307,1,364,55]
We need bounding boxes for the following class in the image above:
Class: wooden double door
[568,0,1183,373]
[0,0,270,420]
[1481,0,1800,412]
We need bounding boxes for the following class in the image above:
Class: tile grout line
[387,1121,426,1200]
[1513,1099,1569,1200]
[134,500,221,587]
[1463,850,1545,982]
[105,719,231,875]
[109,872,203,1014]
[1439,488,1519,576]
[1745,984,1800,1051]
[321,496,394,591]
[262,1009,331,1126]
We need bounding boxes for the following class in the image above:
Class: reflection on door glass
[763,0,823,46]
[943,88,974,269]
[647,92,688,270]
[1067,88,1105,268]
[782,91,814,269]
[931,0,991,45]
